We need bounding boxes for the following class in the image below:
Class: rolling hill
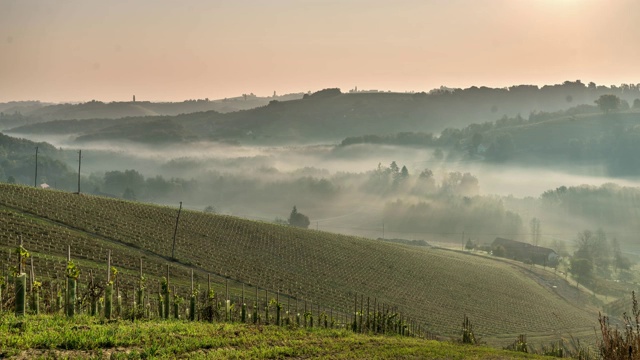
[0,94,304,130]
[0,183,598,345]
[8,82,640,145]
[483,111,640,157]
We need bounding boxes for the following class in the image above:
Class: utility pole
[34,147,38,187]
[77,150,82,194]
[171,202,182,260]
[382,223,385,239]
[461,231,465,250]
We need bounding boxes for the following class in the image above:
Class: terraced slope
[0,184,597,343]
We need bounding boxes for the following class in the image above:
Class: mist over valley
[4,84,640,255]
[3,1,640,354]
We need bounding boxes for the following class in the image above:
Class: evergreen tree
[288,206,310,229]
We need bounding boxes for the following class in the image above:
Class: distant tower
[133,95,136,102]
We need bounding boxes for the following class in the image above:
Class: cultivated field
[0,183,598,344]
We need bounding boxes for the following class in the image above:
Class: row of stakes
[1,241,433,339]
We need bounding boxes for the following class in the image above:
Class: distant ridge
[6,81,640,144]
[0,93,304,130]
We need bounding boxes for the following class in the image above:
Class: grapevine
[66,261,80,279]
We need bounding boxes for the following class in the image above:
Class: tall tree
[595,94,621,114]
[573,229,612,280]
[530,218,541,246]
[470,132,483,155]
[400,165,409,179]
[389,161,399,175]
[394,165,409,186]
[611,237,632,272]
[569,257,593,285]
[288,206,310,229]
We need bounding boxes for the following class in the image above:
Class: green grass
[0,314,554,359]
[0,183,597,344]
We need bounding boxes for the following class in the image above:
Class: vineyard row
[0,242,438,340]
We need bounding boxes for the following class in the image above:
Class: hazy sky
[1,0,639,103]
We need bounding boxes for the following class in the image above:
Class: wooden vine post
[162,265,170,319]
[89,271,96,316]
[352,293,358,332]
[0,262,4,314]
[359,294,364,333]
[15,237,28,317]
[323,304,328,329]
[189,269,196,321]
[173,285,179,319]
[171,202,182,260]
[30,257,40,315]
[330,308,333,329]
[275,291,280,326]
[157,283,163,318]
[224,279,231,322]
[207,274,214,323]
[309,301,314,328]
[373,298,377,333]
[137,258,145,319]
[105,250,113,319]
[303,300,307,328]
[241,283,246,323]
[382,303,386,333]
[55,282,62,314]
[264,289,268,325]
[287,296,291,326]
[253,286,259,324]
[116,271,122,317]
[296,298,300,327]
[366,296,370,332]
[66,245,79,318]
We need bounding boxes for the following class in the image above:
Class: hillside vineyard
[0,184,596,342]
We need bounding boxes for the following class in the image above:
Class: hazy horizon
[2,0,640,103]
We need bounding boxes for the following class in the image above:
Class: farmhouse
[492,237,560,267]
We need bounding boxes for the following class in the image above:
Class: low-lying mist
[25,133,640,191]
[10,133,640,257]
